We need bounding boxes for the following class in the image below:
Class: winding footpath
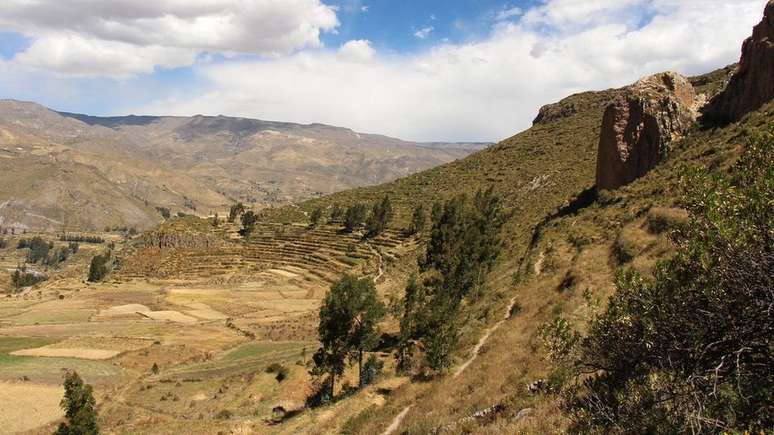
[382,295,518,434]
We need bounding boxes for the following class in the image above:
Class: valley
[0,2,772,434]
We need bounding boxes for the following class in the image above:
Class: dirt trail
[382,295,518,433]
[365,242,384,283]
[381,405,413,435]
[454,296,518,378]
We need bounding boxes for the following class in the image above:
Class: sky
[0,0,766,142]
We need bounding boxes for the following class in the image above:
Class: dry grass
[0,381,64,433]
[11,347,121,360]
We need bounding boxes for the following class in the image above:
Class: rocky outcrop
[703,0,774,123]
[532,91,616,125]
[596,72,701,191]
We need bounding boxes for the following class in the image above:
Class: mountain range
[0,101,486,231]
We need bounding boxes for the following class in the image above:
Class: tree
[566,130,773,433]
[406,204,427,236]
[313,275,385,396]
[238,211,258,238]
[87,252,111,282]
[155,207,171,219]
[365,196,393,238]
[310,207,323,228]
[228,202,246,223]
[397,188,505,373]
[212,212,220,227]
[396,275,429,372]
[343,204,367,233]
[330,203,344,222]
[55,371,98,435]
[26,236,52,263]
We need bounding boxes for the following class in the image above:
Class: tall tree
[238,211,258,238]
[406,203,427,236]
[343,204,367,233]
[227,202,246,223]
[310,207,323,228]
[55,371,99,435]
[313,275,385,395]
[396,275,429,371]
[330,203,344,222]
[401,188,505,372]
[365,196,394,238]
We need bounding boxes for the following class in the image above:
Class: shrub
[266,363,289,382]
[215,409,232,420]
[87,252,112,282]
[360,355,384,386]
[565,130,774,434]
[11,267,48,290]
[645,207,689,234]
[612,232,638,264]
[155,207,171,219]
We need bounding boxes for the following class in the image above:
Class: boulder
[595,72,700,191]
[703,1,774,123]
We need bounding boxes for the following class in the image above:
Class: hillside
[0,101,485,232]
[0,2,771,434]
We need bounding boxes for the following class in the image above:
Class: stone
[513,407,534,422]
[703,1,774,124]
[595,72,700,191]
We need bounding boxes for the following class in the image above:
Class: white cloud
[131,0,763,142]
[414,26,434,39]
[0,0,339,77]
[0,0,766,142]
[338,40,375,62]
[496,6,523,21]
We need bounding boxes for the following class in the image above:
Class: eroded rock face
[703,0,774,123]
[596,72,700,191]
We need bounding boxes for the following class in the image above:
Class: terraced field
[0,220,414,433]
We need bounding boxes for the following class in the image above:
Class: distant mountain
[0,101,487,231]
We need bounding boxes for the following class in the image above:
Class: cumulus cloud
[134,0,764,142]
[338,40,375,62]
[0,0,339,77]
[0,0,766,141]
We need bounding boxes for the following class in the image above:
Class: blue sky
[323,0,540,51]
[0,0,765,141]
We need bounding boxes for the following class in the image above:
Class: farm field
[0,222,413,433]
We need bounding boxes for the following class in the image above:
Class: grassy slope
[289,90,618,262]
[338,98,773,433]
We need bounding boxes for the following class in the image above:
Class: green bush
[360,354,384,386]
[87,252,112,282]
[565,130,774,434]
